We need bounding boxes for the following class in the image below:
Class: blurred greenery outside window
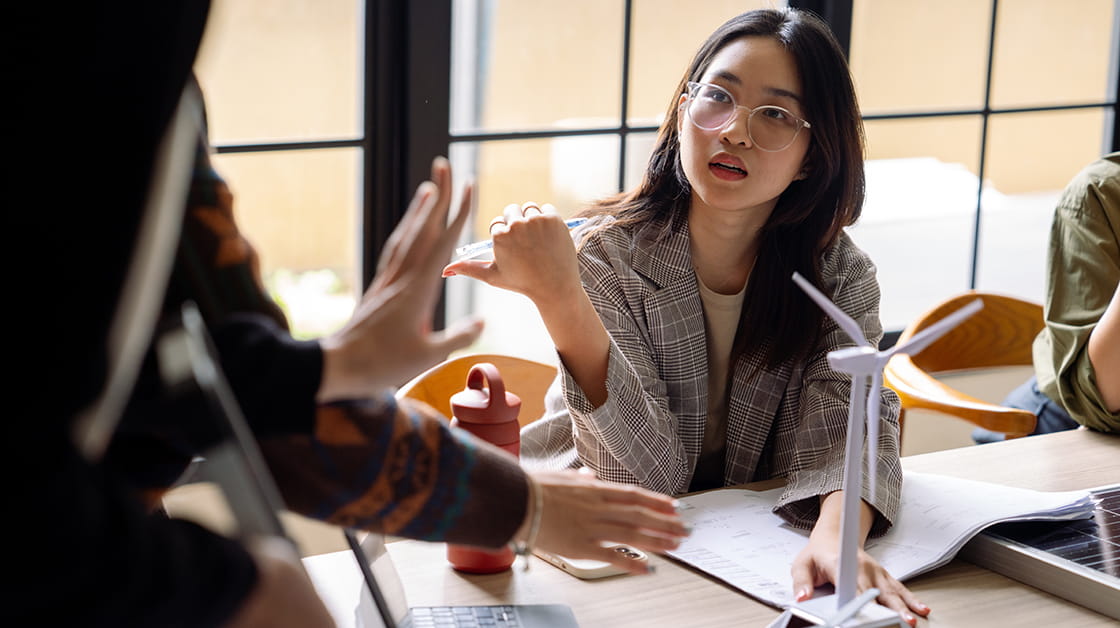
[195,0,361,340]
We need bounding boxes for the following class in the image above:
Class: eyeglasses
[684,81,811,152]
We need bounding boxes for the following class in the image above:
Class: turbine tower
[776,273,982,628]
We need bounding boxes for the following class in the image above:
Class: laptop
[302,530,580,628]
[959,484,1119,620]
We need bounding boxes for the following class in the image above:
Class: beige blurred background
[192,0,1115,454]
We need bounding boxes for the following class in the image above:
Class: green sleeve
[1034,153,1120,432]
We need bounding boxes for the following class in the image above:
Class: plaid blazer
[522,217,902,532]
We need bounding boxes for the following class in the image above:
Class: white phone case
[533,544,648,579]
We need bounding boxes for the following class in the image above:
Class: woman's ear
[677,94,690,132]
[795,162,811,181]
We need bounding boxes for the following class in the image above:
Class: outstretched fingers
[529,470,690,572]
[373,179,438,290]
[595,482,681,515]
[431,181,474,267]
[427,315,485,358]
[374,156,455,288]
[593,518,686,555]
[415,156,456,255]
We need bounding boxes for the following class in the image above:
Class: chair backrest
[884,292,1043,438]
[396,353,559,428]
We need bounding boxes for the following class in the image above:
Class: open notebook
[666,471,1098,608]
[302,531,579,628]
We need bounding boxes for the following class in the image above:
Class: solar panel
[960,485,1119,620]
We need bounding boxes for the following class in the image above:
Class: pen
[452,217,588,261]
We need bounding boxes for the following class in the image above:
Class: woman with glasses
[445,8,927,624]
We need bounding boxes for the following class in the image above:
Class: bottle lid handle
[466,363,506,410]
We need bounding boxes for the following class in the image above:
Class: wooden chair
[396,353,559,428]
[883,292,1043,439]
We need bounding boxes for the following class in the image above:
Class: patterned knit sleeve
[175,134,532,547]
[260,393,530,548]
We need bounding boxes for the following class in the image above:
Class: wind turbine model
[772,273,983,628]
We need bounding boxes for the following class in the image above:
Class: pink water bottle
[447,362,521,573]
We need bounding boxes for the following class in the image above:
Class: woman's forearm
[815,490,874,546]
[534,289,611,408]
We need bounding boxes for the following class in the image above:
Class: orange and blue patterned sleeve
[172,137,530,548]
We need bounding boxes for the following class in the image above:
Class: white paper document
[667,471,1096,608]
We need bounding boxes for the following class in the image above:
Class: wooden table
[387,428,1119,627]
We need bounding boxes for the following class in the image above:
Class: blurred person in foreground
[13,2,686,626]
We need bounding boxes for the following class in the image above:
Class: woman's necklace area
[693,262,750,296]
[688,218,760,295]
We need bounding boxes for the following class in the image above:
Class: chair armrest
[884,355,1037,437]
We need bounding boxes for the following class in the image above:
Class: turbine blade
[888,299,983,358]
[792,272,870,347]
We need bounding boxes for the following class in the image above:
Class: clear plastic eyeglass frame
[685,81,811,152]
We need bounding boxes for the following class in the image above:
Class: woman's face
[677,36,811,222]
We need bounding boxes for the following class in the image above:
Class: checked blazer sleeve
[521,220,902,533]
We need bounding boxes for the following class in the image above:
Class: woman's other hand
[791,492,930,626]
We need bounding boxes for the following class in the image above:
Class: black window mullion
[789,0,853,58]
[404,0,452,208]
[364,0,407,288]
[618,0,634,193]
[364,0,452,325]
[970,0,1000,291]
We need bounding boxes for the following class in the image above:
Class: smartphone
[533,544,649,579]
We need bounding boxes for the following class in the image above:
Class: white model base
[768,594,905,628]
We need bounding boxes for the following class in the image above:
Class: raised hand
[317,157,484,401]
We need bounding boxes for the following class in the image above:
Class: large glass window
[190,0,1118,353]
[194,0,363,338]
[847,0,1116,330]
[195,0,361,143]
[448,0,1116,358]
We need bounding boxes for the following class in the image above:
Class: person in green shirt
[975,151,1119,442]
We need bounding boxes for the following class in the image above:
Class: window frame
[211,0,1119,336]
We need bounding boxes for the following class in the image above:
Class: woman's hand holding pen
[446,200,612,407]
[442,201,584,310]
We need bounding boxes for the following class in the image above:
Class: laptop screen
[302,531,406,628]
[308,530,583,628]
[352,531,413,627]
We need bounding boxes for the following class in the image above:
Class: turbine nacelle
[827,345,880,375]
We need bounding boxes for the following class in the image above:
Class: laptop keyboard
[409,605,522,627]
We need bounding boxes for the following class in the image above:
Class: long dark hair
[581,7,865,368]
